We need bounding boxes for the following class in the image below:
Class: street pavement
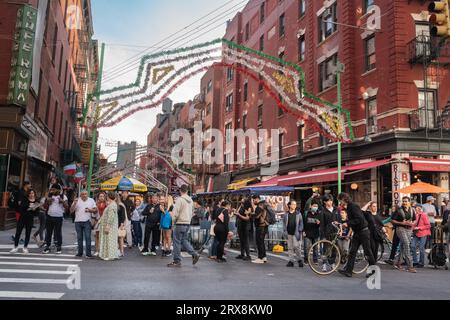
[0,219,449,300]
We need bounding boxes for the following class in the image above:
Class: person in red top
[94,192,107,257]
[410,204,431,268]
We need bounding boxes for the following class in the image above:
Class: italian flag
[74,171,85,184]
[64,163,77,176]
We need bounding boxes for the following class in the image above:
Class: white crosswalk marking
[0,250,82,300]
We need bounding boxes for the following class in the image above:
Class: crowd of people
[7,179,450,275]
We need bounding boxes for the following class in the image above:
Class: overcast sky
[91,0,246,160]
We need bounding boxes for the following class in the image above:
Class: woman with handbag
[116,196,127,257]
[99,192,119,261]
[410,204,431,268]
[93,192,107,257]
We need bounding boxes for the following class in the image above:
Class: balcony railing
[409,108,450,131]
[407,35,437,65]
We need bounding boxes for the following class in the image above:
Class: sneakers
[208,256,217,261]
[192,255,200,265]
[298,260,304,268]
[338,269,352,278]
[93,252,99,257]
[22,248,29,254]
[56,249,62,254]
[286,261,294,267]
[252,258,265,264]
[243,256,252,261]
[407,267,417,273]
[384,259,394,265]
[167,262,182,268]
[322,264,328,272]
[149,251,157,256]
[262,257,268,263]
[142,251,151,256]
[75,254,83,257]
[235,255,244,260]
[43,248,50,254]
[9,247,19,254]
[216,258,227,263]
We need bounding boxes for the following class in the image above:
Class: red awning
[410,158,450,172]
[344,159,391,173]
[251,176,282,187]
[278,168,344,186]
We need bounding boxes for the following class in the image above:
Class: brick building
[213,0,450,209]
[0,0,97,229]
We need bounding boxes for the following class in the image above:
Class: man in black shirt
[337,193,376,278]
[141,194,159,255]
[235,198,252,261]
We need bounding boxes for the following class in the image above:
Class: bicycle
[376,232,393,262]
[308,223,369,276]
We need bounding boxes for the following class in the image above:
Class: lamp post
[336,61,345,195]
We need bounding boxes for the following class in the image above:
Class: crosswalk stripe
[0,278,69,285]
[0,291,65,299]
[0,256,82,262]
[0,269,76,275]
[0,252,76,258]
[0,262,77,267]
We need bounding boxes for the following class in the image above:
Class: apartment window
[207,80,212,93]
[278,100,285,117]
[45,87,52,125]
[365,97,377,135]
[299,0,306,18]
[296,35,305,63]
[418,89,437,128]
[206,103,211,116]
[64,120,68,149]
[243,114,248,131]
[241,144,246,164]
[63,0,69,26]
[227,67,234,82]
[319,54,337,91]
[259,34,264,52]
[279,13,286,37]
[243,81,248,102]
[43,0,50,42]
[364,35,376,71]
[363,0,375,14]
[63,61,68,92]
[59,110,63,144]
[279,133,284,158]
[225,123,233,143]
[52,24,58,64]
[258,105,263,127]
[53,101,59,133]
[257,141,261,162]
[320,135,329,147]
[298,123,305,154]
[226,93,233,113]
[245,23,250,41]
[35,69,43,118]
[318,3,337,43]
[260,1,266,23]
[259,74,264,92]
[58,47,64,81]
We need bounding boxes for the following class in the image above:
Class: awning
[227,178,259,190]
[29,157,54,171]
[278,168,344,186]
[251,176,282,188]
[410,158,450,172]
[232,186,294,196]
[344,159,391,174]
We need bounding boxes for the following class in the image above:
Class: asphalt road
[0,220,449,300]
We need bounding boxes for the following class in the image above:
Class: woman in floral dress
[99,192,119,261]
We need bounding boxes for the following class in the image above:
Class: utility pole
[87,42,105,195]
[336,61,345,195]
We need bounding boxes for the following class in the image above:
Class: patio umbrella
[397,181,449,194]
[100,176,148,193]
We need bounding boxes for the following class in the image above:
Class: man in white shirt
[71,190,97,258]
[43,184,69,254]
[422,196,438,249]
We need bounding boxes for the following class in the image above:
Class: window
[207,80,212,93]
[53,101,59,133]
[365,97,377,135]
[257,141,261,162]
[299,0,306,18]
[45,87,52,125]
[298,123,305,154]
[258,74,264,92]
[35,69,43,118]
[241,144,246,164]
[58,47,64,81]
[260,1,266,23]
[415,23,431,57]
[320,135,329,147]
[418,89,437,128]
[245,23,250,41]
[278,99,285,117]
[59,110,63,144]
[226,93,233,112]
[64,120,68,149]
[63,61,68,92]
[363,0,375,14]
[318,3,337,43]
[225,123,233,143]
[298,35,305,61]
[258,105,263,127]
[259,34,264,51]
[227,67,234,82]
[279,133,284,158]
[243,114,248,131]
[319,54,337,91]
[243,82,248,102]
[279,13,285,37]
[206,103,211,116]
[52,24,58,64]
[364,35,376,71]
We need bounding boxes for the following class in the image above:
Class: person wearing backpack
[252,200,270,264]
[303,200,322,265]
[410,204,431,268]
[282,200,304,268]
[9,182,32,244]
[214,201,232,263]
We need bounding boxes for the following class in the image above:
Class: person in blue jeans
[159,195,173,256]
[168,185,200,267]
[130,199,145,248]
[70,190,97,258]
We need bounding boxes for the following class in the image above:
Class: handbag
[118,227,126,238]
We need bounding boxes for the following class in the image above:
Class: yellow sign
[80,140,92,164]
[320,112,344,139]
[272,72,295,94]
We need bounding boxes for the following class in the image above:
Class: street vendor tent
[100,176,148,193]
[232,186,294,196]
[397,181,450,194]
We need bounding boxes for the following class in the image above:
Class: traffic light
[428,1,450,37]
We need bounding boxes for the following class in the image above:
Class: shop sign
[80,140,91,165]
[260,195,290,214]
[6,5,38,107]
[392,162,410,207]
[27,123,48,162]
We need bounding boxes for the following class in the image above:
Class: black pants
[389,229,400,260]
[14,214,34,247]
[371,236,380,261]
[33,212,46,241]
[143,224,160,252]
[237,224,250,257]
[214,224,227,260]
[255,226,268,259]
[344,229,376,273]
[45,216,63,249]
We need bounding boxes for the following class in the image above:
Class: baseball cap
[426,196,435,202]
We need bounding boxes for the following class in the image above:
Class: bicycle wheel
[308,240,341,275]
[352,247,369,274]
[377,243,384,261]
